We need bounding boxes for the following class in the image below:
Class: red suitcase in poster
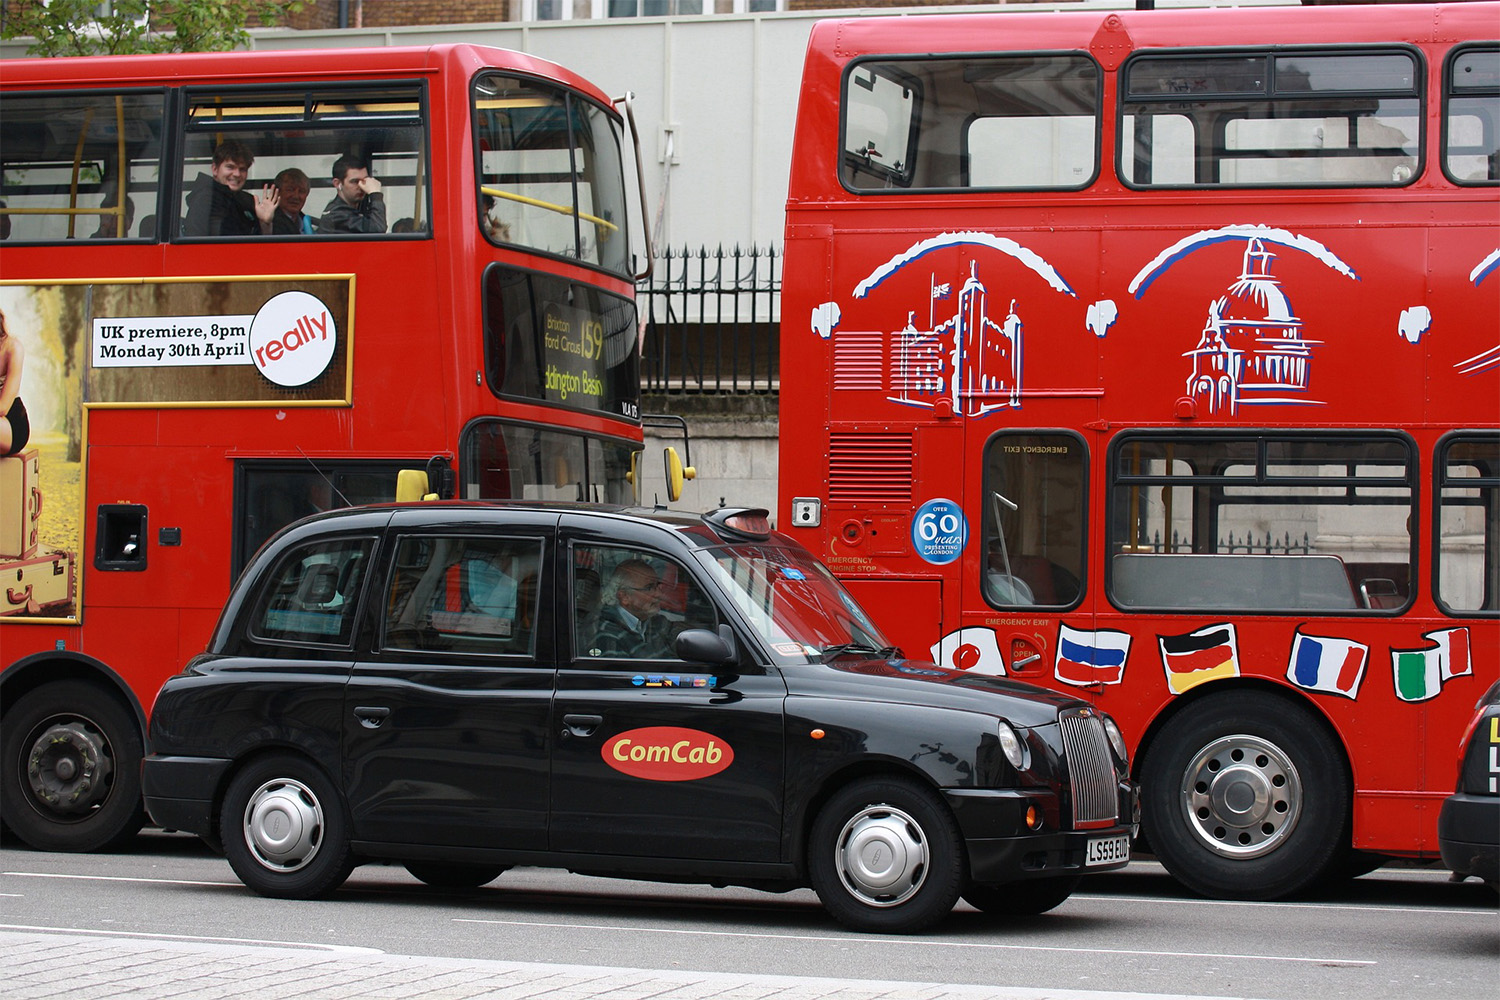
[1,548,74,617]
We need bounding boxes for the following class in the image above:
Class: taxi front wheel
[808,776,965,933]
[221,753,355,899]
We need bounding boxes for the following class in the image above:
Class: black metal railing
[638,244,780,394]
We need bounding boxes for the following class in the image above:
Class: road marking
[0,924,384,954]
[3,871,239,888]
[452,918,1375,966]
[1069,894,1489,918]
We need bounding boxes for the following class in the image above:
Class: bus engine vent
[1059,711,1119,829]
[828,433,913,504]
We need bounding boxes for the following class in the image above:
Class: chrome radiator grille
[1059,712,1119,827]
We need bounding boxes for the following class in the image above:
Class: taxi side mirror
[675,625,735,666]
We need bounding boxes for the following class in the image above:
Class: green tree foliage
[3,0,311,57]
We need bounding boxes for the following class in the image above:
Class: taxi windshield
[699,543,897,663]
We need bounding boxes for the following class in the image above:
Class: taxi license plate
[1085,834,1129,867]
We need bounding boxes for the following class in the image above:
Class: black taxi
[144,503,1138,933]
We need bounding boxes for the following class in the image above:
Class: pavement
[1,929,1251,1000]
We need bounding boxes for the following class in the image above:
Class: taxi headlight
[1102,715,1129,766]
[996,721,1029,771]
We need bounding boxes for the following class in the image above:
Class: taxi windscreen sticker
[603,727,734,781]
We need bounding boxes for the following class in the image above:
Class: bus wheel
[808,776,965,933]
[222,755,354,899]
[961,874,1082,916]
[0,682,146,852]
[1140,692,1346,900]
[404,862,507,888]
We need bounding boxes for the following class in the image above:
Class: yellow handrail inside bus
[480,185,618,233]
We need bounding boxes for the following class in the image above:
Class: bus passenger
[319,154,387,234]
[0,309,29,457]
[184,140,277,237]
[271,168,315,235]
[89,196,134,239]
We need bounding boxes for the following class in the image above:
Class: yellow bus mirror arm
[397,469,433,502]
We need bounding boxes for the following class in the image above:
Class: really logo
[602,726,734,782]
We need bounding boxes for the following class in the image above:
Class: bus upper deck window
[0,91,165,243]
[841,56,1099,192]
[1120,48,1421,188]
[1444,47,1499,185]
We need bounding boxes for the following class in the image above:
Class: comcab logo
[602,727,734,782]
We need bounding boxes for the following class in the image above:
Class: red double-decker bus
[1,45,656,852]
[779,2,1499,898]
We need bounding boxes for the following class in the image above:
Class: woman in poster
[0,308,29,456]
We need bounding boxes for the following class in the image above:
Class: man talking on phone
[319,154,388,234]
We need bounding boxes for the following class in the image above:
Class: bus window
[842,55,1099,192]
[980,432,1086,609]
[1109,434,1415,613]
[1444,47,1499,184]
[233,460,415,579]
[473,74,631,276]
[1438,434,1500,614]
[178,83,428,239]
[0,90,164,242]
[461,418,638,505]
[481,262,640,422]
[1120,49,1420,187]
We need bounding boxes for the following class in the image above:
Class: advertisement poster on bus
[0,277,351,623]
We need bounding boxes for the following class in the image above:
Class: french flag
[1054,624,1131,687]
[1286,629,1368,699]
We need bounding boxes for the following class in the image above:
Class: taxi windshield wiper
[821,642,901,662]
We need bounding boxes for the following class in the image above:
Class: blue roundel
[911,498,967,566]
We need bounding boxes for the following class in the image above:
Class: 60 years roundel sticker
[602,727,734,781]
[911,498,967,565]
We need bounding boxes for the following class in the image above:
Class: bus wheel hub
[27,723,112,814]
[1182,734,1301,859]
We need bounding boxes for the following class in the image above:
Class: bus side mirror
[396,469,435,502]
[664,446,696,503]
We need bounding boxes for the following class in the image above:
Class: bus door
[969,428,1095,690]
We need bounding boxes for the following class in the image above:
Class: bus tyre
[808,776,965,933]
[404,862,508,888]
[222,754,354,900]
[961,874,1082,916]
[0,682,146,852]
[1140,692,1346,900]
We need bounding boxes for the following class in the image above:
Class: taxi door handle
[562,714,603,739]
[354,706,390,729]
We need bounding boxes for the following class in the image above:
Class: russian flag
[1054,624,1131,687]
[1286,629,1368,699]
[1158,623,1239,695]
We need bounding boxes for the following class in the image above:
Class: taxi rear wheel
[404,862,507,888]
[961,874,1082,916]
[808,776,965,933]
[221,754,354,899]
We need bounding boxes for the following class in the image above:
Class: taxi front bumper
[943,783,1140,883]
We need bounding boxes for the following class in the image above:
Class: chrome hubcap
[835,803,928,907]
[1181,734,1301,858]
[243,777,324,872]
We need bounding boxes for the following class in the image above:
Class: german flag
[1158,623,1239,695]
